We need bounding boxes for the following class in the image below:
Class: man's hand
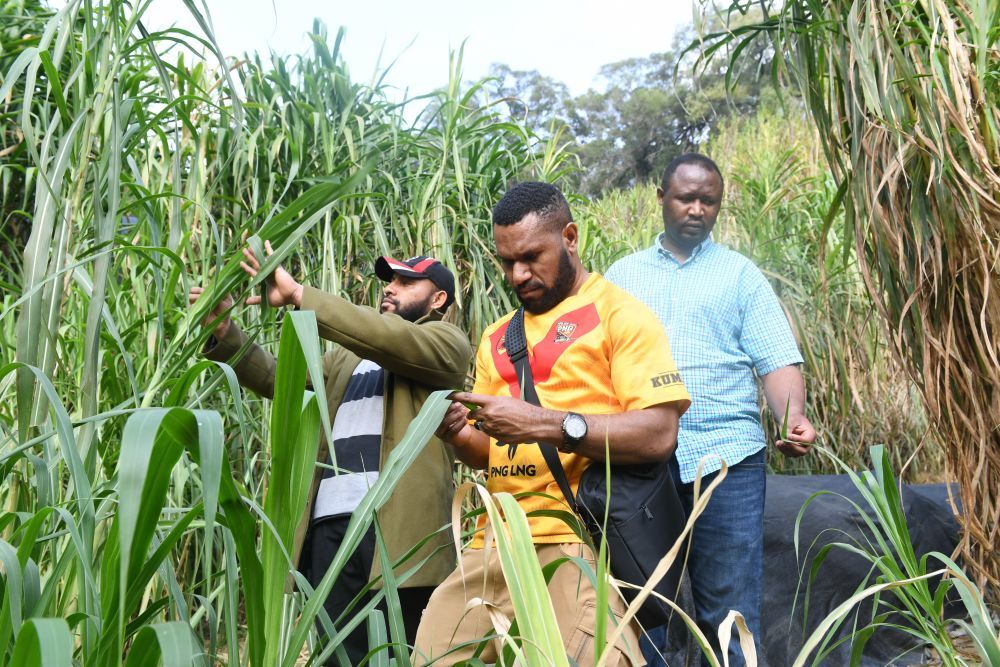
[437,398,491,469]
[188,286,233,339]
[775,413,816,457]
[241,240,304,308]
[761,365,816,458]
[436,401,475,445]
[450,391,556,445]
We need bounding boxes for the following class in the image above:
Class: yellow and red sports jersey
[471,272,690,545]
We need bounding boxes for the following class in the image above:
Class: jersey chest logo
[554,321,577,343]
[489,304,601,397]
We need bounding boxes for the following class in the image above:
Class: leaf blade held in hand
[781,393,791,441]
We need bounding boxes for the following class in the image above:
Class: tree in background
[488,63,573,135]
[486,15,775,196]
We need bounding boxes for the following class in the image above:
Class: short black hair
[492,181,572,229]
[661,153,724,191]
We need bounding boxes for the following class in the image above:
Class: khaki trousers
[413,542,645,666]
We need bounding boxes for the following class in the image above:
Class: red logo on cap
[409,258,438,273]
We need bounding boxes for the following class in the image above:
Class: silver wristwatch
[559,412,587,453]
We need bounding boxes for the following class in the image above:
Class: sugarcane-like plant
[793,445,1000,666]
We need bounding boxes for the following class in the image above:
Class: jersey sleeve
[471,329,496,396]
[608,297,691,413]
[469,328,503,449]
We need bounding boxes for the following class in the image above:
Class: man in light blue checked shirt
[606,152,817,667]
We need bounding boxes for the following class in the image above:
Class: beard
[518,248,576,314]
[381,293,436,322]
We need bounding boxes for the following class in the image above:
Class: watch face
[565,413,587,440]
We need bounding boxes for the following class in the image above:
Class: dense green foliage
[0,1,568,662]
[0,0,954,663]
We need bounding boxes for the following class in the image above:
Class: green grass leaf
[281,389,454,667]
[10,618,73,667]
[124,622,207,667]
[780,393,791,441]
[260,311,324,665]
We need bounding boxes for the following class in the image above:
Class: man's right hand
[437,400,490,469]
[188,286,233,339]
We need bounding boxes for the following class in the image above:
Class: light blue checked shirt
[605,235,803,483]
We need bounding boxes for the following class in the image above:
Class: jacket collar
[415,309,445,324]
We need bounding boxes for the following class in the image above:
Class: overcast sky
[138,0,695,98]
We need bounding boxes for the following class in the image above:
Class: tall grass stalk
[793,444,1000,666]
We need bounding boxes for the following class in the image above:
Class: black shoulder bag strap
[504,307,579,513]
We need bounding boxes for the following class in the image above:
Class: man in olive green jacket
[189,241,472,664]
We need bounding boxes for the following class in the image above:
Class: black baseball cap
[374,255,456,309]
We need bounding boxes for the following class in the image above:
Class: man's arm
[243,242,471,390]
[760,364,816,457]
[190,286,280,399]
[301,286,471,389]
[736,262,815,456]
[189,285,338,399]
[204,321,279,399]
[444,393,683,465]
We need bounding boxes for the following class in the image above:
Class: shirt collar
[652,233,714,265]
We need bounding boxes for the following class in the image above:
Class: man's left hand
[450,391,553,445]
[776,413,816,457]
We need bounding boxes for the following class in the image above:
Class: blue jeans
[641,449,766,667]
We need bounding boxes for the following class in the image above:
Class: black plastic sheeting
[659,475,961,667]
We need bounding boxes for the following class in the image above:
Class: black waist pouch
[576,460,687,628]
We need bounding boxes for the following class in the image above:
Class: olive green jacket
[206,285,472,587]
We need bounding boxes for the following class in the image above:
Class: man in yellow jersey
[414,181,691,666]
